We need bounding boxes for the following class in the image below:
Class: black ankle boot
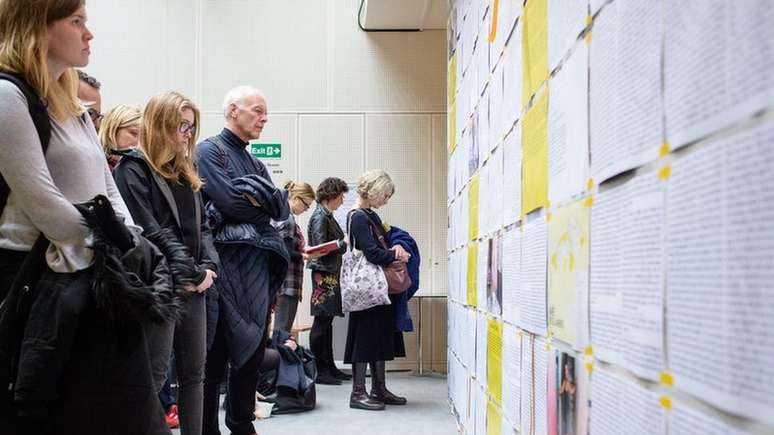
[369,360,407,405]
[350,363,385,410]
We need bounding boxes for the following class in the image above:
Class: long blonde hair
[99,104,140,155]
[140,91,203,191]
[0,0,85,120]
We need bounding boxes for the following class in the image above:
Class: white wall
[85,0,448,364]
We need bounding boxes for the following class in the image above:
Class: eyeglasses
[179,121,197,136]
[299,197,311,209]
[88,108,103,123]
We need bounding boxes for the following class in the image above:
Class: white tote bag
[340,214,391,313]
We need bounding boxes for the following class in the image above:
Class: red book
[304,240,345,256]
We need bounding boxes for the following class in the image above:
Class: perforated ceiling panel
[200,0,329,112]
[365,114,432,293]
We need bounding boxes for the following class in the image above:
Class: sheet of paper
[487,236,503,316]
[501,227,522,326]
[590,368,666,435]
[519,217,548,335]
[479,162,491,236]
[590,169,664,381]
[487,399,503,435]
[476,312,489,385]
[449,101,457,154]
[666,120,774,427]
[548,0,588,70]
[476,382,488,435]
[502,324,522,431]
[590,0,608,15]
[522,0,548,107]
[589,0,661,183]
[490,146,505,233]
[522,88,549,214]
[520,335,534,435]
[548,199,590,348]
[534,337,549,435]
[671,401,755,435]
[464,307,478,370]
[467,242,479,307]
[502,20,523,131]
[469,174,480,240]
[664,1,774,149]
[548,42,589,205]
[478,238,490,313]
[487,319,504,405]
[502,125,522,226]
[490,62,505,146]
[479,92,492,160]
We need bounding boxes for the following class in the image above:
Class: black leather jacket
[306,203,345,274]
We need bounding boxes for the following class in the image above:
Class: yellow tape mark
[585,15,593,27]
[585,362,593,373]
[583,197,594,207]
[659,396,673,410]
[584,346,593,356]
[546,212,553,222]
[585,32,592,44]
[660,372,674,387]
[658,165,672,180]
[586,178,595,190]
[488,0,500,43]
[659,142,671,157]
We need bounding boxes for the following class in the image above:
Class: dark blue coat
[386,226,421,332]
[197,130,290,368]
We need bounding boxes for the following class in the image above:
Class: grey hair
[356,170,395,201]
[77,70,101,89]
[222,86,265,118]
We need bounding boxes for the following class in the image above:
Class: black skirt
[343,296,405,363]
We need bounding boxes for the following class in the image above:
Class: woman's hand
[391,245,411,263]
[302,251,324,261]
[190,269,217,293]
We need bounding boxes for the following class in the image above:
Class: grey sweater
[0,80,134,272]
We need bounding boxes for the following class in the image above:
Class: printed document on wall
[671,401,755,435]
[522,88,549,215]
[522,0,548,107]
[590,170,664,381]
[501,227,522,325]
[590,367,666,435]
[519,217,548,335]
[667,120,774,427]
[487,319,504,405]
[502,126,522,226]
[501,323,521,431]
[548,0,587,70]
[548,42,589,205]
[589,0,661,183]
[548,199,590,348]
[476,312,488,385]
[664,1,774,149]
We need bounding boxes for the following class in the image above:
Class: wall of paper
[446,0,774,434]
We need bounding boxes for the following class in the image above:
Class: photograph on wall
[487,235,503,315]
[550,351,589,435]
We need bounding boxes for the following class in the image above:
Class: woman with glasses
[271,181,319,336]
[113,90,218,435]
[98,104,140,169]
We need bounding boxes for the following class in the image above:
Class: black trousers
[310,315,335,371]
[202,318,265,435]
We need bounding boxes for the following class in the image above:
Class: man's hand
[189,269,217,293]
[283,338,298,351]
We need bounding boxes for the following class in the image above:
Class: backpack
[0,72,52,212]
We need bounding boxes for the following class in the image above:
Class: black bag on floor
[272,346,317,415]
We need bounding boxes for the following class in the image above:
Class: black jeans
[310,315,334,371]
[202,318,266,435]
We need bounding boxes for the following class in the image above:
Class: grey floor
[175,372,457,435]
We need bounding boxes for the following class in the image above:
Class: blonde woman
[271,181,319,335]
[99,104,140,169]
[0,1,178,433]
[113,91,218,435]
[344,170,410,411]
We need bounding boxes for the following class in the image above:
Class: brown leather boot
[369,360,407,405]
[350,362,385,410]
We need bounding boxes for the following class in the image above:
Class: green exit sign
[249,143,282,159]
